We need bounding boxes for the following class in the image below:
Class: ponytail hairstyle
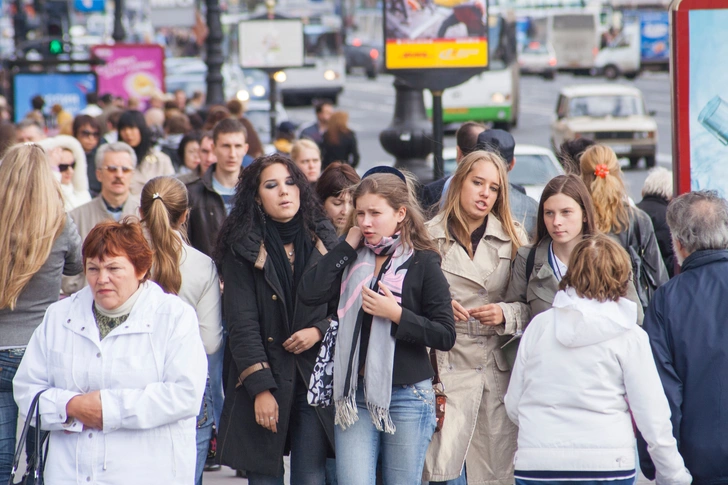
[580,144,630,234]
[439,150,523,258]
[346,170,438,253]
[140,176,189,295]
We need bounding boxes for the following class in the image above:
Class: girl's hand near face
[345,226,363,250]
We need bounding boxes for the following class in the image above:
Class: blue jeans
[247,383,331,485]
[335,377,437,485]
[195,377,214,485]
[208,333,225,427]
[0,348,25,483]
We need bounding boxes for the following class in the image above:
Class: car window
[509,155,561,186]
[522,42,549,54]
[568,95,644,117]
[556,95,567,118]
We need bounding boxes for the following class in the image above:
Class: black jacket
[216,218,339,477]
[298,241,456,386]
[321,131,360,169]
[637,195,675,278]
[638,250,728,484]
[185,164,227,257]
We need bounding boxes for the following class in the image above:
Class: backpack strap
[525,245,537,282]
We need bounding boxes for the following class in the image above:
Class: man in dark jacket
[186,118,248,257]
[638,190,728,484]
[637,167,675,277]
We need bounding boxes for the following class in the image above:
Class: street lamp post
[112,0,125,42]
[205,0,225,106]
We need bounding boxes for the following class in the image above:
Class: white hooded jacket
[39,135,92,211]
[505,288,691,485]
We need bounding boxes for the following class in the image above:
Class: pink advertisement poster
[91,44,166,110]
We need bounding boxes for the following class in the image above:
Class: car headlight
[236,90,250,102]
[323,69,338,81]
[574,132,595,140]
[491,92,506,103]
[252,85,266,97]
[273,71,287,83]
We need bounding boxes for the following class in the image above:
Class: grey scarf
[333,234,413,434]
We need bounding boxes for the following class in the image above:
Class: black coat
[637,195,675,277]
[186,164,227,258]
[216,218,339,477]
[321,131,360,169]
[298,241,456,386]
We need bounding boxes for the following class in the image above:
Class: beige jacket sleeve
[495,225,531,336]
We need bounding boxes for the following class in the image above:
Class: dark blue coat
[639,249,728,484]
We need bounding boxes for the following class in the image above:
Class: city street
[284,69,673,202]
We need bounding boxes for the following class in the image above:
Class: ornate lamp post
[205,0,225,106]
[112,0,125,42]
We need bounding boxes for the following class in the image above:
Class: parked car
[550,84,658,169]
[518,41,557,80]
[344,37,381,79]
[429,144,565,202]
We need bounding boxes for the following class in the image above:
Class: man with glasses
[73,115,104,196]
[61,142,140,295]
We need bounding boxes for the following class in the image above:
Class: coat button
[267,337,274,343]
[343,256,348,261]
[96,352,101,358]
[272,295,278,301]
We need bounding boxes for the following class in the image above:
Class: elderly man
[15,119,45,143]
[61,142,140,295]
[638,190,728,485]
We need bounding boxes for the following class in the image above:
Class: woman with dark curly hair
[117,110,175,195]
[214,154,338,484]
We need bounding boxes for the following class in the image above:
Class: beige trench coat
[424,214,527,485]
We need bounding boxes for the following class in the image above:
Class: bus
[548,10,601,73]
[424,11,520,130]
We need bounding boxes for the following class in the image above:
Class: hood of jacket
[39,135,89,193]
[551,288,638,348]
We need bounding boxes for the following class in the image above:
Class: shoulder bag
[431,349,447,432]
[9,390,49,485]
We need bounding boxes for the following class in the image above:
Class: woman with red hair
[13,219,208,485]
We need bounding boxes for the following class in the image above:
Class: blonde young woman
[0,144,83,482]
[291,139,323,183]
[579,145,668,310]
[424,150,528,485]
[139,176,223,485]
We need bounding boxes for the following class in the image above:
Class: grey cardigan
[505,236,644,327]
[0,215,83,348]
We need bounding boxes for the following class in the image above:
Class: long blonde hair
[440,150,522,258]
[580,144,630,234]
[346,171,438,253]
[0,144,66,310]
[140,176,188,295]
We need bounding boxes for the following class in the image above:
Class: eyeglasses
[59,162,76,172]
[80,130,100,138]
[100,165,134,174]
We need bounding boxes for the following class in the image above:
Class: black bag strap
[9,390,46,485]
[430,349,441,386]
[525,245,537,282]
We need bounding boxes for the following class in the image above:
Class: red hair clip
[594,164,610,179]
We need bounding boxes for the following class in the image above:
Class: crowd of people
[0,88,725,485]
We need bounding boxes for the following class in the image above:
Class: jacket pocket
[491,349,512,403]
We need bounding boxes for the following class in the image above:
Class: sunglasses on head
[59,162,76,172]
[80,130,100,138]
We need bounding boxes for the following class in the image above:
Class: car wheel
[645,155,656,168]
[543,71,555,80]
[493,121,512,131]
[628,157,641,169]
[345,64,352,75]
[604,65,619,80]
[624,72,639,80]
[366,67,377,80]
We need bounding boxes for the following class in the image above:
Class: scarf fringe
[335,394,359,430]
[367,402,396,434]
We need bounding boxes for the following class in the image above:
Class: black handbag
[8,390,49,485]
[625,214,658,311]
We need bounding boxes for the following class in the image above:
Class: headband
[361,166,407,184]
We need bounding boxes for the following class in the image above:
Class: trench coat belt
[237,362,271,388]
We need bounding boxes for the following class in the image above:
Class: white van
[593,24,641,79]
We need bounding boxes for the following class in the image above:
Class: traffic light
[48,38,63,55]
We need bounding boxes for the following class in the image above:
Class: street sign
[12,72,97,123]
[238,18,305,69]
[384,0,489,69]
[148,0,196,28]
[73,0,105,13]
[91,44,165,111]
[670,0,728,196]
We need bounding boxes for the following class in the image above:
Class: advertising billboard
[91,44,165,111]
[640,11,669,62]
[384,0,488,70]
[238,19,305,69]
[12,72,97,123]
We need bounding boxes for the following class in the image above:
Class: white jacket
[13,282,207,485]
[505,289,691,485]
[39,135,92,211]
